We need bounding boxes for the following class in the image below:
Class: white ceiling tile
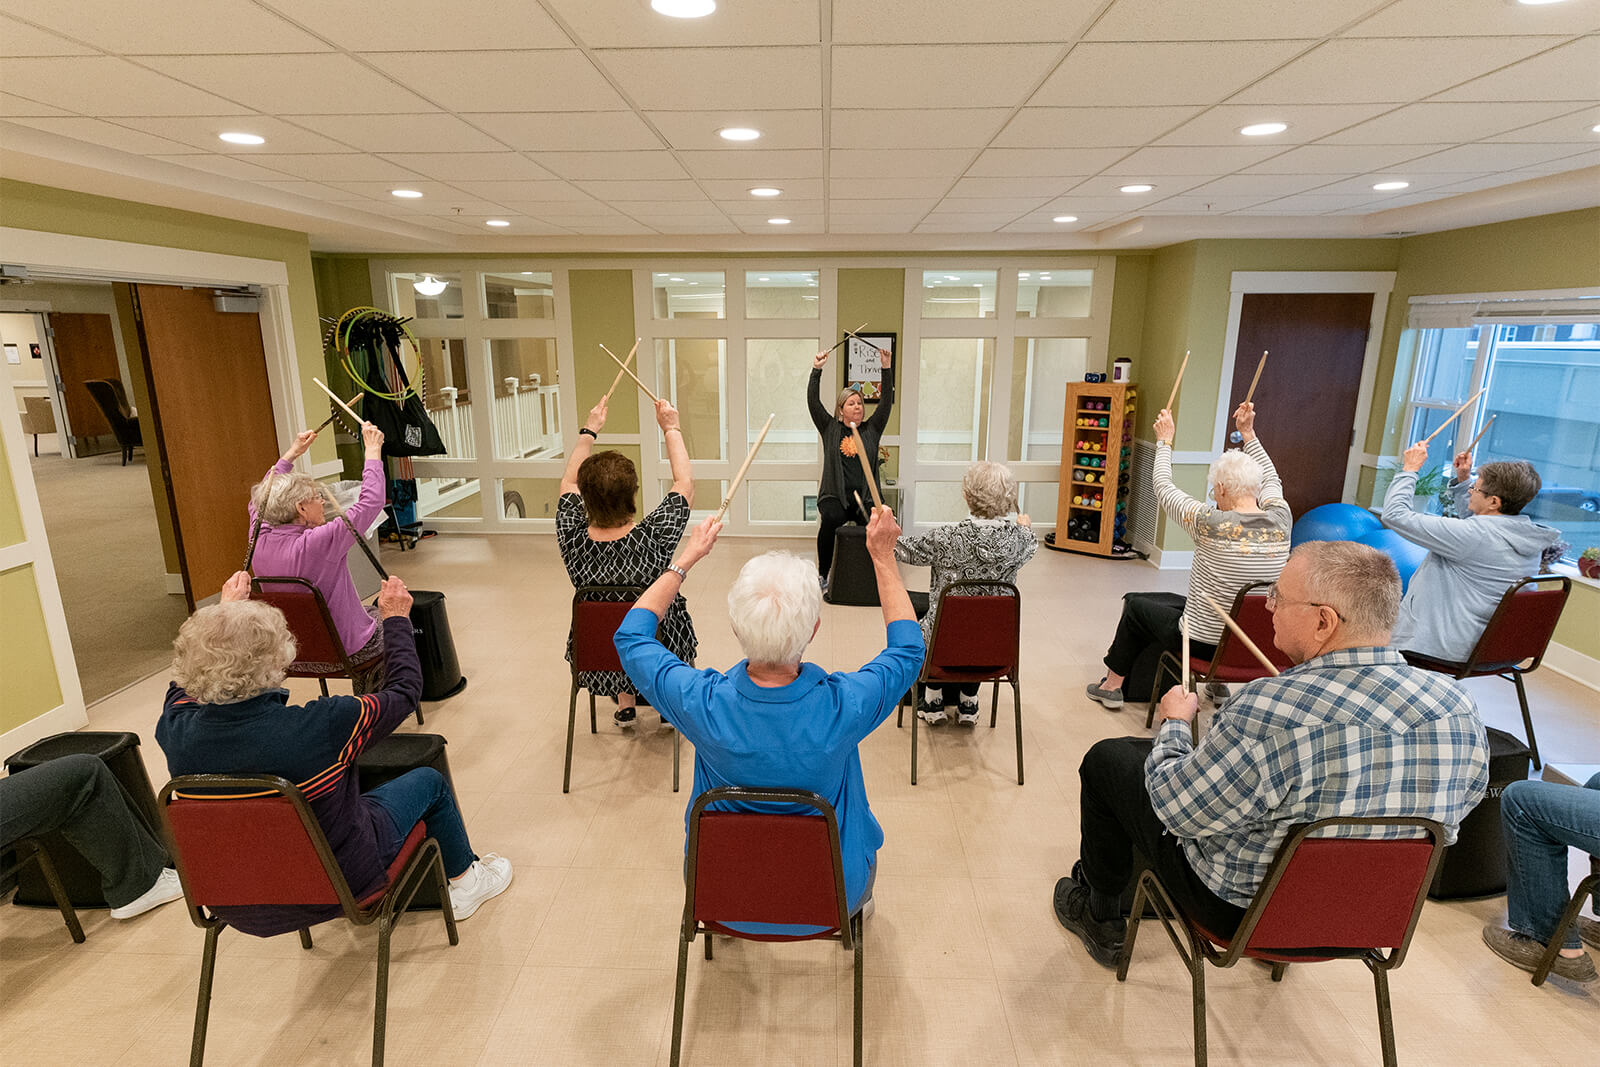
[1242,144,1454,174]
[117,116,352,154]
[646,110,821,151]
[149,154,299,181]
[947,177,1077,198]
[446,180,588,201]
[995,106,1202,149]
[255,180,365,202]
[596,48,820,111]
[829,199,939,215]
[648,219,743,235]
[1510,151,1600,176]
[394,200,516,218]
[0,15,98,56]
[0,93,73,117]
[286,115,503,154]
[1348,0,1600,38]
[322,180,477,201]
[5,117,193,155]
[142,54,435,114]
[1400,142,1596,174]
[1432,37,1600,103]
[1182,173,1349,197]
[1104,145,1285,176]
[362,51,623,112]
[4,1,329,53]
[933,197,1051,213]
[698,178,824,199]
[1139,195,1275,215]
[737,216,822,233]
[831,109,1011,150]
[1231,195,1370,214]
[571,180,708,200]
[830,149,972,178]
[533,151,690,181]
[1047,188,1205,210]
[547,220,658,234]
[1302,173,1461,196]
[1033,41,1311,107]
[543,0,818,48]
[832,44,1062,109]
[967,147,1126,177]
[1086,0,1378,41]
[1232,37,1555,106]
[466,112,661,153]
[723,199,825,218]
[240,154,428,181]
[0,57,245,116]
[676,150,824,180]
[263,0,572,51]
[829,216,927,233]
[1000,213,1114,232]
[1318,102,1586,146]
[611,201,723,217]
[915,213,1013,232]
[1423,174,1523,195]
[497,200,621,217]
[1484,106,1600,144]
[832,0,1104,45]
[829,177,955,198]
[376,155,557,182]
[1154,104,1393,147]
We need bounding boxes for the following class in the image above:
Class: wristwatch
[578,427,598,439]
[665,564,688,582]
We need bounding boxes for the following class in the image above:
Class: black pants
[1078,736,1245,936]
[816,496,866,577]
[1103,592,1216,702]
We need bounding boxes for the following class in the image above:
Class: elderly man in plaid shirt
[1055,540,1491,967]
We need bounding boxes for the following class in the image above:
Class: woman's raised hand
[1402,441,1430,472]
[655,398,680,433]
[285,429,318,461]
[813,348,830,370]
[1154,409,1176,445]
[361,422,384,457]
[878,346,891,369]
[585,395,608,434]
[1452,450,1472,482]
[1233,400,1256,439]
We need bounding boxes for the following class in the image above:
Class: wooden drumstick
[1199,592,1280,677]
[602,337,641,402]
[1165,349,1190,413]
[1420,387,1486,447]
[711,412,776,523]
[1243,350,1268,406]
[312,378,366,428]
[600,343,661,405]
[854,490,867,517]
[314,392,363,432]
[1181,617,1191,692]
[824,322,871,356]
[849,424,882,508]
[1464,415,1496,453]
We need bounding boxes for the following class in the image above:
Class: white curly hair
[171,601,296,704]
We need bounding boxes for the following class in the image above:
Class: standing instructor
[808,339,894,591]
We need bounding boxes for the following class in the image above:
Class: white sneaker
[956,702,981,726]
[449,853,513,920]
[916,700,947,726]
[110,867,184,919]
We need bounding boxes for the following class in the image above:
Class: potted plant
[1580,547,1600,580]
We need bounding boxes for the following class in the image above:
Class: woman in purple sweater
[248,421,387,689]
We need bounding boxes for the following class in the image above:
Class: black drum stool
[357,733,457,908]
[825,524,879,606]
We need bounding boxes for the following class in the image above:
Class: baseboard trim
[1544,642,1600,695]
[165,572,185,595]
[1148,546,1193,571]
[0,702,89,757]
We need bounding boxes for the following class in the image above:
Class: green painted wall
[0,562,64,732]
[569,270,640,435]
[837,268,906,437]
[0,435,23,549]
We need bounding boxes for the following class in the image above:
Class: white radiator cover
[1128,438,1158,554]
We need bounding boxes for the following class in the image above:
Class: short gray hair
[251,471,324,525]
[726,551,823,666]
[962,461,1018,519]
[1209,449,1264,501]
[1477,460,1541,515]
[1290,541,1402,639]
[171,601,296,704]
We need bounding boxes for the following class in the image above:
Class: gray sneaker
[1482,924,1598,983]
[1204,682,1230,704]
[1085,678,1124,709]
[1580,916,1600,951]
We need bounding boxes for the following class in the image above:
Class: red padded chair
[671,786,863,1067]
[1402,575,1570,770]
[1116,816,1447,1067]
[1145,581,1294,727]
[248,576,420,724]
[895,579,1023,785]
[566,585,680,794]
[158,774,458,1067]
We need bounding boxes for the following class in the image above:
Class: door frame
[1214,271,1396,503]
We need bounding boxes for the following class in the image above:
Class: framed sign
[845,332,896,401]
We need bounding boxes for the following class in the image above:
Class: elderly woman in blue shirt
[614,507,923,918]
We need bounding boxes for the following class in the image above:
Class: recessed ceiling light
[1053,215,1078,223]
[749,187,782,197]
[218,131,264,146]
[522,271,534,275]
[1120,184,1154,194]
[1019,272,1031,278]
[485,219,510,227]
[944,274,960,281]
[688,281,699,285]
[758,276,771,281]
[1591,123,1600,133]
[412,275,447,296]
[669,276,685,282]
[1373,181,1410,191]
[1239,122,1288,137]
[391,189,423,199]
[719,127,761,142]
[1514,0,1570,6]
[651,0,716,16]
[768,217,791,225]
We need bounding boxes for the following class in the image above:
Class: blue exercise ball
[1291,503,1382,547]
[1357,527,1429,592]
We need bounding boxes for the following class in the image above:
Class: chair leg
[1116,879,1146,983]
[1191,949,1208,1067]
[1146,655,1174,729]
[190,924,222,1067]
[589,692,597,734]
[670,933,692,1067]
[1531,874,1597,986]
[672,727,681,793]
[564,684,579,794]
[910,699,920,786]
[1270,961,1287,982]
[373,915,393,1067]
[24,843,85,944]
[989,679,999,727]
[1011,680,1024,786]
[1511,672,1541,771]
[853,913,864,1067]
[298,928,314,950]
[704,932,713,960]
[1370,960,1397,1067]
[318,677,330,697]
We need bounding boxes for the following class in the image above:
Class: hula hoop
[327,306,424,402]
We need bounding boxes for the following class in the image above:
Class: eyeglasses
[1265,583,1343,620]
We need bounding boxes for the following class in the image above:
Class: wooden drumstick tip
[1199,592,1280,677]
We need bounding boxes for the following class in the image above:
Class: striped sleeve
[1153,441,1206,536]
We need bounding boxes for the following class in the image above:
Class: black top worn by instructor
[808,355,894,582]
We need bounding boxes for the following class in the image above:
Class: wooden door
[131,285,280,607]
[49,312,121,445]
[1229,292,1374,518]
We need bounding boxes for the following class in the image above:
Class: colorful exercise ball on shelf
[1356,527,1429,592]
[1290,503,1383,547]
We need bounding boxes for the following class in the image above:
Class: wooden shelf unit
[1052,381,1136,557]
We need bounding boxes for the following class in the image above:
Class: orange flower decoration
[840,435,859,458]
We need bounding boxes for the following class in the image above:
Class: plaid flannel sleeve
[1145,707,1272,840]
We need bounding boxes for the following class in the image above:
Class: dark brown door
[49,312,121,446]
[131,285,280,608]
[1230,292,1374,518]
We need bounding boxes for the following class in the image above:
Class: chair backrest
[159,774,356,917]
[249,576,353,667]
[1205,582,1295,676]
[926,579,1020,675]
[686,786,850,939]
[1229,817,1445,962]
[1464,575,1571,672]
[570,585,645,674]
[83,378,130,425]
[21,395,56,434]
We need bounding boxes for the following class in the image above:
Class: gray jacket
[1382,471,1559,662]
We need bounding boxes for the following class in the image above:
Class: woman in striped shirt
[1085,401,1292,708]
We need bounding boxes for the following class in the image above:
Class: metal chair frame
[1532,868,1600,986]
[1145,580,1291,727]
[1116,816,1447,1067]
[158,774,458,1067]
[672,786,862,1067]
[1,839,84,943]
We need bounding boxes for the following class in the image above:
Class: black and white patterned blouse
[894,518,1038,644]
[556,491,697,696]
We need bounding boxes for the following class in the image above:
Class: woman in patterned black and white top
[557,394,697,728]
[894,461,1037,725]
